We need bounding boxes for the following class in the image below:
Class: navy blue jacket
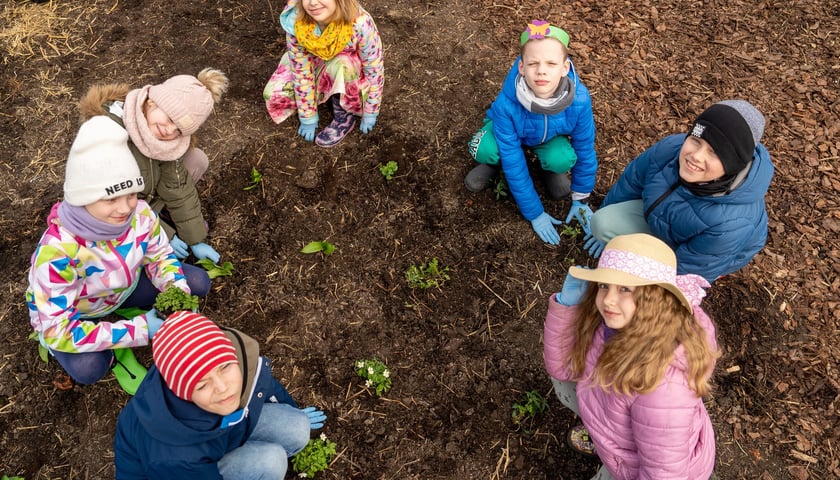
[487,58,597,221]
[114,341,297,479]
[602,134,774,281]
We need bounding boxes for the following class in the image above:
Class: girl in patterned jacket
[264,0,384,147]
[25,116,210,395]
[544,233,719,479]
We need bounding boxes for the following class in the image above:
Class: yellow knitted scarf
[295,19,353,60]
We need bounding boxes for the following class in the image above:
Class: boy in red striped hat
[114,311,326,479]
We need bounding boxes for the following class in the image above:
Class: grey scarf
[515,74,575,114]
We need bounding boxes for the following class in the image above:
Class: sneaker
[566,424,598,458]
[465,164,499,192]
[315,96,357,147]
[542,170,571,199]
[112,349,148,395]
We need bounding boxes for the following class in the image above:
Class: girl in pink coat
[544,233,719,479]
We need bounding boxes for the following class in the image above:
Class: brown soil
[1,0,838,479]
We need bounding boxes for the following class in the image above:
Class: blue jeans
[217,403,311,480]
[51,265,210,384]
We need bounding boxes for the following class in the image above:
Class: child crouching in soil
[25,116,210,395]
[79,68,229,263]
[264,0,384,147]
[544,233,719,479]
[114,311,326,479]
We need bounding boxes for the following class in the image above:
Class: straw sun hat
[569,233,701,311]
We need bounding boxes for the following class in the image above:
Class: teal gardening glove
[190,242,220,263]
[301,406,327,429]
[583,232,606,259]
[169,234,190,259]
[530,212,563,245]
[556,271,589,306]
[565,200,594,236]
[146,308,165,340]
[359,114,377,134]
[297,117,317,142]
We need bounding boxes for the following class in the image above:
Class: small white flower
[299,474,308,478]
[367,366,374,375]
[320,433,327,441]
[365,380,372,387]
[356,361,365,368]
[383,369,390,378]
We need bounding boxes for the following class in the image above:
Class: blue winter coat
[601,134,774,282]
[487,58,597,221]
[114,338,297,480]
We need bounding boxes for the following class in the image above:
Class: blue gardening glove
[565,200,594,236]
[146,308,165,340]
[170,234,189,259]
[359,114,377,134]
[556,271,589,306]
[530,212,563,245]
[583,232,606,259]
[297,117,317,142]
[301,406,327,429]
[190,242,220,263]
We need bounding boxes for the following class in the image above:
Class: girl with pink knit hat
[78,68,229,264]
[544,233,720,479]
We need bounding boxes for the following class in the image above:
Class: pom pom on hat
[689,100,765,176]
[152,311,238,401]
[148,68,228,136]
[63,116,145,206]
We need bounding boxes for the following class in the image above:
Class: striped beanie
[152,312,238,401]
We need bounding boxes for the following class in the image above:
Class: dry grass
[0,1,100,62]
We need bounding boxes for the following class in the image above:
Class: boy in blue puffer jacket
[114,312,326,480]
[583,100,774,283]
[465,20,598,245]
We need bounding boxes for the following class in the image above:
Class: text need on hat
[148,74,214,136]
[63,116,145,206]
[152,311,238,401]
[569,233,695,311]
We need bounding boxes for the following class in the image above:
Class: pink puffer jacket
[544,296,717,479]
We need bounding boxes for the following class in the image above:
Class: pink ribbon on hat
[598,250,710,307]
[675,274,711,307]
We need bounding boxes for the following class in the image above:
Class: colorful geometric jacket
[280,0,384,121]
[26,200,189,354]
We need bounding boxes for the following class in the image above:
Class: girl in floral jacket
[544,233,719,479]
[264,0,384,147]
[25,116,210,395]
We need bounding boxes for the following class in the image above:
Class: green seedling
[28,331,48,364]
[301,241,336,256]
[244,166,263,191]
[405,257,450,289]
[355,358,392,397]
[378,160,398,181]
[561,223,582,241]
[154,285,200,318]
[2,475,25,480]
[511,390,548,425]
[195,259,235,279]
[493,175,509,200]
[292,433,337,478]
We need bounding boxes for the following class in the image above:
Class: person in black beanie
[582,100,774,283]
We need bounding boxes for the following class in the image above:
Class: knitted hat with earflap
[147,68,229,136]
[152,311,238,401]
[63,115,145,206]
[688,100,765,176]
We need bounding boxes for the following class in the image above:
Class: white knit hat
[63,116,145,206]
